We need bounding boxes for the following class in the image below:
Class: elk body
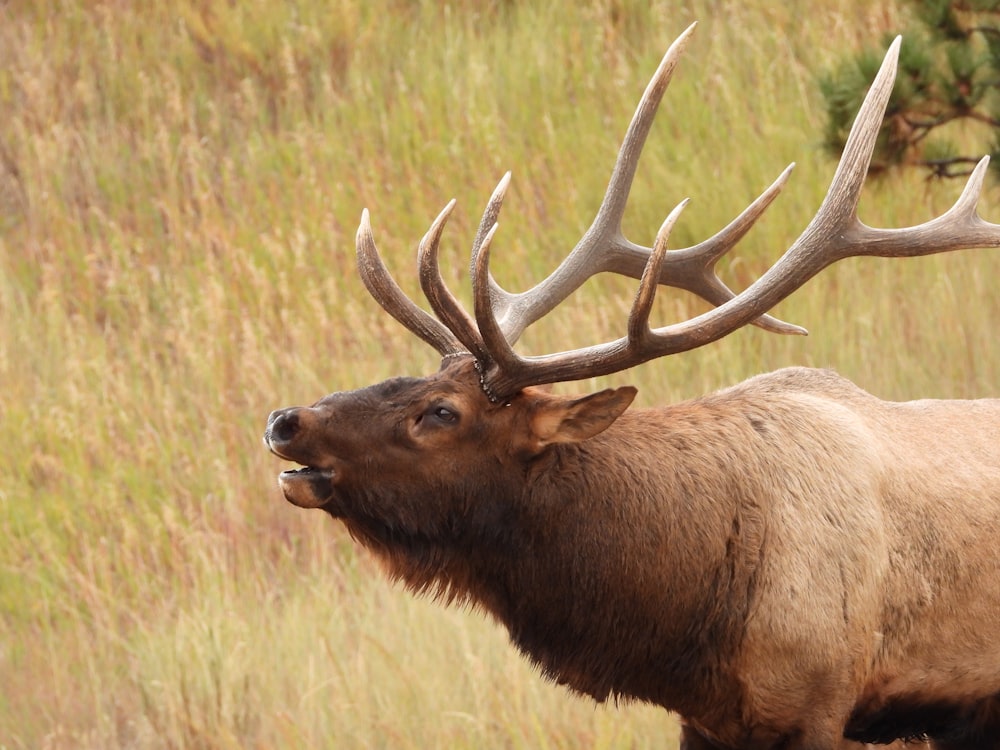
[264,25,1000,750]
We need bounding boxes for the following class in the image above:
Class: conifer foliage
[821,0,1000,178]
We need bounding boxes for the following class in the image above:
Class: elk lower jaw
[277,466,337,508]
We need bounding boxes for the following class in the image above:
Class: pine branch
[921,155,986,177]
[819,0,1000,181]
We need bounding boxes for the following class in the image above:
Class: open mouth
[279,464,335,481]
[275,464,337,508]
[264,425,339,508]
[265,440,328,477]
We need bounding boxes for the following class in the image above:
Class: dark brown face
[264,357,493,507]
[263,355,636,536]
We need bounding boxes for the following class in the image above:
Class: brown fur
[264,356,1000,750]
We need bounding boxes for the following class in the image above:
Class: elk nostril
[268,409,300,444]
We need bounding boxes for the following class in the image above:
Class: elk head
[265,355,635,518]
[265,23,1000,527]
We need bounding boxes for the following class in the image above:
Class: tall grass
[2,1,998,747]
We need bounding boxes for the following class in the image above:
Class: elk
[264,24,1000,750]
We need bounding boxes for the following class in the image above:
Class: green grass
[2,1,999,747]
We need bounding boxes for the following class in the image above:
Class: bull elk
[264,24,1000,750]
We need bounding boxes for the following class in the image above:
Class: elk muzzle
[264,407,338,509]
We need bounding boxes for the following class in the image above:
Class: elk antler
[357,25,1000,402]
[356,24,794,359]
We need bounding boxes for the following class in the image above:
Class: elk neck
[337,395,769,715]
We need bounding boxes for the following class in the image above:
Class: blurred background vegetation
[2,1,999,748]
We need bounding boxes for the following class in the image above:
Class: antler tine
[478,21,801,347]
[471,221,522,397]
[469,172,516,338]
[471,171,512,260]
[417,200,489,361]
[627,201,690,345]
[592,23,695,237]
[611,163,806,336]
[478,34,1000,399]
[845,154,998,257]
[356,209,464,356]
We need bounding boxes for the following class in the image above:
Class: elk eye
[432,406,458,424]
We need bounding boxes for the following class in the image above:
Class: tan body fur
[654,368,1000,747]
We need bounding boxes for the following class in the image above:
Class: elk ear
[527,386,637,450]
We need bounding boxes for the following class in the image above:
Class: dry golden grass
[2,1,999,747]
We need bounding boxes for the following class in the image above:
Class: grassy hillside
[2,1,998,747]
